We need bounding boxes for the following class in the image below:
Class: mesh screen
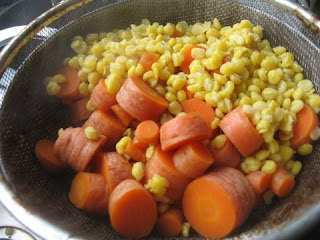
[0,0,320,239]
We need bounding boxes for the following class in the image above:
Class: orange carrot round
[290,104,319,149]
[246,171,272,194]
[90,79,117,112]
[69,172,109,215]
[111,104,133,127]
[210,138,241,168]
[109,179,157,238]
[156,208,183,237]
[69,97,91,123]
[219,106,264,157]
[139,52,158,72]
[270,165,295,197]
[183,167,255,239]
[124,140,147,163]
[92,152,132,192]
[35,139,66,173]
[180,45,206,74]
[144,146,191,201]
[160,114,211,151]
[135,120,160,146]
[173,142,214,178]
[57,67,81,100]
[116,76,169,121]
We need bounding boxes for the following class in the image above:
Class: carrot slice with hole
[69,97,91,123]
[290,104,319,149]
[135,120,160,146]
[54,127,106,172]
[109,179,157,238]
[116,76,169,121]
[57,67,81,100]
[144,146,191,201]
[183,167,255,239]
[69,172,109,215]
[246,171,272,194]
[209,138,241,168]
[179,45,206,74]
[83,110,126,148]
[156,208,183,237]
[124,141,147,163]
[219,106,264,157]
[35,139,66,173]
[139,52,158,72]
[270,165,295,197]
[92,152,132,192]
[90,79,117,112]
[111,104,133,127]
[173,142,214,179]
[160,114,211,151]
[181,98,218,136]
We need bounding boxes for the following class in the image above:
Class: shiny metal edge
[0,0,320,240]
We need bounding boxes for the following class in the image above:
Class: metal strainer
[0,0,320,239]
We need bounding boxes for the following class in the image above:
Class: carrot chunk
[179,45,206,74]
[270,165,295,197]
[54,127,106,172]
[173,142,214,179]
[144,146,191,201]
[290,104,319,149]
[171,29,183,38]
[246,171,272,194]
[124,141,147,163]
[35,139,66,173]
[160,114,211,151]
[219,107,264,157]
[92,152,132,192]
[156,208,183,237]
[57,67,81,100]
[83,110,126,148]
[111,104,133,127]
[69,97,91,123]
[90,79,117,112]
[210,137,241,168]
[139,52,158,72]
[183,167,255,239]
[116,76,169,121]
[109,179,157,238]
[69,172,109,215]
[135,120,160,146]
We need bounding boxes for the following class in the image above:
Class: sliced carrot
[181,98,218,136]
[209,138,241,168]
[111,104,133,127]
[183,167,255,239]
[173,142,214,179]
[290,104,319,149]
[124,141,147,163]
[109,179,157,238]
[246,171,272,194]
[179,45,206,74]
[54,127,106,172]
[139,52,158,72]
[144,146,191,201]
[156,208,183,237]
[57,67,81,100]
[69,172,109,215]
[83,110,126,148]
[116,76,169,121]
[35,139,66,173]
[160,114,211,151]
[92,152,132,192]
[132,136,149,150]
[69,97,91,123]
[270,165,295,197]
[90,79,117,112]
[219,106,264,157]
[171,29,183,38]
[135,120,160,146]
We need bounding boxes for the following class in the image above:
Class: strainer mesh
[0,0,320,239]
